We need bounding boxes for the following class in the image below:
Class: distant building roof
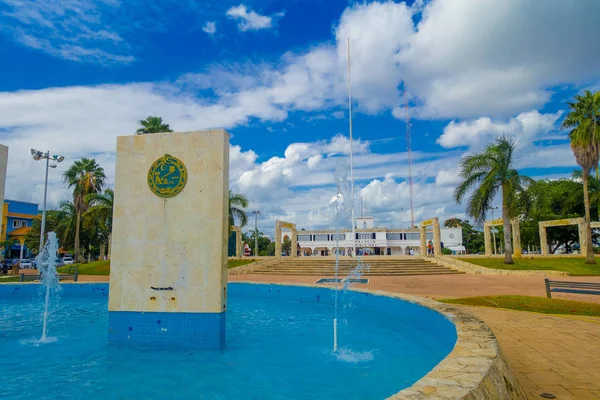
[6,212,37,219]
[8,226,31,236]
[4,199,39,205]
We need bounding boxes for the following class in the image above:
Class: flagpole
[348,37,356,258]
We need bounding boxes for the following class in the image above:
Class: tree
[62,158,106,261]
[25,209,69,252]
[244,230,274,256]
[519,178,599,254]
[562,90,600,264]
[444,218,485,254]
[84,188,114,259]
[454,136,532,264]
[570,169,600,221]
[282,236,292,256]
[229,191,249,231]
[136,116,173,134]
[55,201,77,252]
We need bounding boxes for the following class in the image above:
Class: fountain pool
[0,282,457,399]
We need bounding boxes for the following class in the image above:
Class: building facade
[296,217,464,256]
[2,200,39,259]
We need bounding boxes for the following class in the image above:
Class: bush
[441,248,453,255]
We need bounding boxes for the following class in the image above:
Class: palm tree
[56,201,77,249]
[570,169,600,220]
[562,90,600,264]
[62,158,106,261]
[136,116,174,134]
[229,190,249,231]
[84,189,114,260]
[454,136,532,264]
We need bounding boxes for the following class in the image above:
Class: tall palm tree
[84,188,114,259]
[454,136,532,264]
[62,158,106,261]
[562,90,600,264]
[136,116,174,134]
[229,190,249,231]
[570,169,600,220]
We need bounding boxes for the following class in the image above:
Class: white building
[295,217,464,256]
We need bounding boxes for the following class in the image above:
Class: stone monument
[0,145,7,241]
[108,130,229,348]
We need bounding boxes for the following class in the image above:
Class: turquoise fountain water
[34,231,60,343]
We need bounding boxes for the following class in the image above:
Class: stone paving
[230,273,600,399]
[468,307,600,400]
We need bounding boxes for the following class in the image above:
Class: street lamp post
[251,210,262,257]
[31,149,65,253]
[490,206,499,255]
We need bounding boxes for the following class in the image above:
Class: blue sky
[1,0,599,235]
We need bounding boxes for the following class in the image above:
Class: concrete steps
[247,257,464,276]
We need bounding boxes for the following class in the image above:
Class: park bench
[544,278,600,298]
[19,266,79,282]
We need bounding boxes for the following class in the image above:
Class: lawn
[54,259,258,275]
[57,260,110,275]
[441,295,600,317]
[0,276,21,283]
[458,257,600,276]
[227,259,257,269]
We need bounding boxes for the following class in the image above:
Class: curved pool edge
[1,281,526,399]
[233,281,527,400]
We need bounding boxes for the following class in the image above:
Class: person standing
[12,258,20,275]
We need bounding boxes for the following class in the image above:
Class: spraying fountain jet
[35,232,60,342]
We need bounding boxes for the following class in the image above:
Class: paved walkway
[231,274,600,399]
[466,307,600,399]
[229,273,600,304]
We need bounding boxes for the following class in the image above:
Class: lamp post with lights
[31,149,65,253]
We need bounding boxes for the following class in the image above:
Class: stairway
[247,257,464,276]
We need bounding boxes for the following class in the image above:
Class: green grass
[53,259,258,275]
[227,259,258,269]
[458,257,600,276]
[441,295,600,317]
[0,276,21,283]
[57,260,110,275]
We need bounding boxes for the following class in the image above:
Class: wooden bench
[545,278,600,298]
[20,266,79,282]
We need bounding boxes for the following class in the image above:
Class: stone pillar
[484,226,492,256]
[539,223,548,255]
[108,130,229,349]
[578,219,587,256]
[275,221,282,259]
[0,145,7,243]
[433,217,441,257]
[511,219,521,258]
[235,228,242,258]
[291,227,298,258]
[18,238,24,260]
[420,226,426,257]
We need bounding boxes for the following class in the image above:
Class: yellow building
[2,200,39,259]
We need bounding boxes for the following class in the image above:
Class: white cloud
[397,0,600,118]
[438,110,563,149]
[226,4,283,32]
[202,21,216,35]
[435,169,462,186]
[0,0,133,64]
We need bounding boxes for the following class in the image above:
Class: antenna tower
[405,91,415,228]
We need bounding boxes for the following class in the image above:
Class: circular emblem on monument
[147,154,187,198]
